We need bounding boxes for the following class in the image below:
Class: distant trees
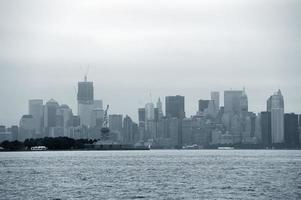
[0,137,97,151]
[0,140,24,151]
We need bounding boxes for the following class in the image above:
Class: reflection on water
[0,150,300,200]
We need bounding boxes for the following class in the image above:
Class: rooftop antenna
[84,65,90,82]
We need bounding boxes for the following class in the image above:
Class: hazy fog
[0,0,300,125]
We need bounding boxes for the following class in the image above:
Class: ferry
[31,146,48,151]
[217,147,234,150]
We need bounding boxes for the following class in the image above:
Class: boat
[218,147,234,150]
[182,144,199,149]
[31,146,48,151]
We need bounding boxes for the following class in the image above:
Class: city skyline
[0,74,300,126]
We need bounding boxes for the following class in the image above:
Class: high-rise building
[145,103,155,121]
[211,91,220,112]
[138,108,145,123]
[267,89,284,144]
[284,113,299,147]
[29,99,43,135]
[123,115,138,144]
[156,98,164,119]
[224,90,243,114]
[19,115,35,141]
[138,108,146,141]
[55,104,73,137]
[109,114,123,141]
[44,99,59,136]
[198,100,210,112]
[77,76,94,127]
[241,89,248,113]
[165,95,185,119]
[260,111,271,147]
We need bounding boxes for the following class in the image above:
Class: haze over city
[1,0,301,126]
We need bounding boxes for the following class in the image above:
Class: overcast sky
[0,0,300,126]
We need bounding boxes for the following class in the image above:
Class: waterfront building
[267,90,284,144]
[156,98,164,119]
[29,99,43,135]
[109,114,123,141]
[284,113,299,147]
[56,104,73,137]
[19,115,35,141]
[43,99,59,136]
[165,95,185,119]
[145,103,155,121]
[261,111,271,147]
[77,76,94,127]
[211,91,220,113]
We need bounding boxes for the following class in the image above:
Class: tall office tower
[145,103,155,121]
[267,89,284,144]
[56,104,73,137]
[109,114,123,141]
[224,90,243,114]
[198,100,210,112]
[77,76,94,127]
[165,95,185,119]
[261,111,271,147]
[29,99,43,135]
[138,108,146,141]
[198,99,216,117]
[123,115,138,144]
[254,113,262,143]
[156,98,164,119]
[91,99,104,127]
[240,89,248,113]
[138,108,146,123]
[284,113,299,147]
[211,91,220,112]
[44,99,59,136]
[165,95,184,148]
[19,115,35,141]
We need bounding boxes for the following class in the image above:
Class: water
[0,150,300,200]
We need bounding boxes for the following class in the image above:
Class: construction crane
[101,105,110,140]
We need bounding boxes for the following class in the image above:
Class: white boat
[31,146,48,151]
[218,147,234,150]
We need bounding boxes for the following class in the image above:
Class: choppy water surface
[0,150,300,200]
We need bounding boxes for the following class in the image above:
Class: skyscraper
[284,113,299,147]
[211,91,220,112]
[44,99,59,136]
[123,115,138,144]
[29,99,43,135]
[145,102,155,121]
[198,100,210,112]
[109,114,123,141]
[224,90,243,114]
[19,115,35,141]
[165,95,185,148]
[261,111,271,147]
[267,89,284,144]
[77,76,94,127]
[165,95,185,119]
[55,104,73,137]
[156,98,163,119]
